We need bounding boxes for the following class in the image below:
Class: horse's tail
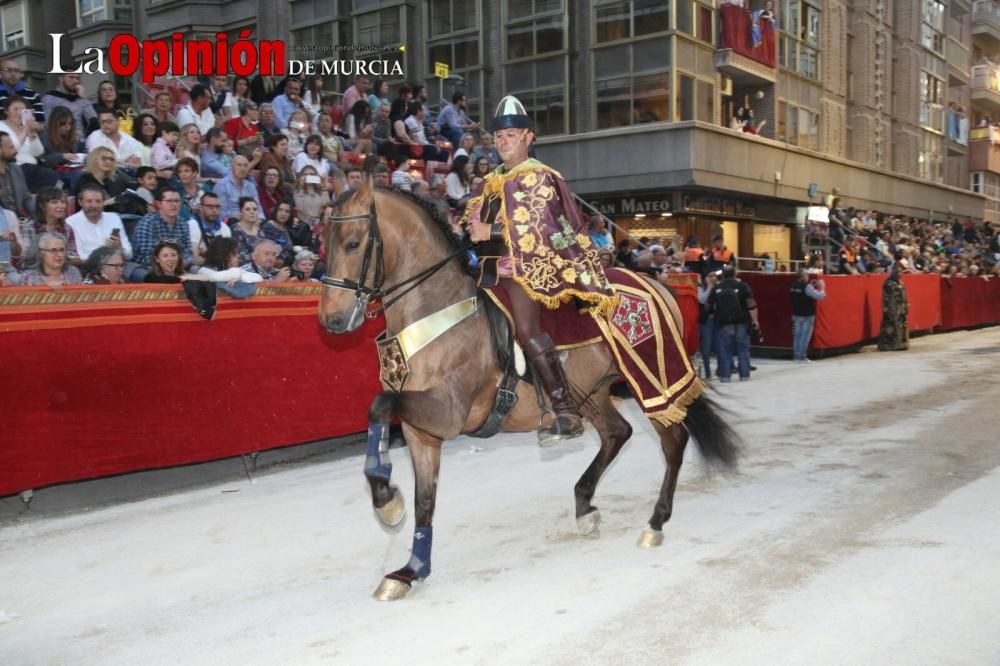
[683,392,741,470]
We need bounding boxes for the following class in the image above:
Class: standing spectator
[292,166,330,226]
[0,59,44,123]
[0,96,60,190]
[82,245,127,284]
[139,91,178,128]
[708,264,759,382]
[91,81,125,120]
[176,84,217,135]
[878,264,909,351]
[132,189,193,267]
[215,155,262,221]
[0,131,32,216]
[789,269,826,362]
[258,134,295,193]
[132,113,160,168]
[704,234,734,273]
[341,75,370,117]
[683,236,705,273]
[588,215,614,250]
[41,73,96,138]
[272,78,306,130]
[19,231,83,287]
[66,184,132,261]
[75,147,129,203]
[470,132,500,167]
[697,270,719,379]
[187,191,230,265]
[438,92,480,146]
[85,109,143,168]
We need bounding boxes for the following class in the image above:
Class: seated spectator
[0,95,60,190]
[241,238,293,282]
[257,103,282,143]
[176,84,216,135]
[139,91,178,128]
[175,123,203,167]
[293,134,332,176]
[371,101,394,156]
[838,238,862,275]
[438,92,480,147]
[42,73,97,138]
[27,187,79,264]
[263,200,296,265]
[20,231,83,287]
[283,109,312,156]
[341,75,370,118]
[454,132,476,159]
[343,167,364,192]
[368,79,390,113]
[343,100,375,155]
[615,239,636,269]
[132,189,193,267]
[411,179,429,200]
[391,160,416,192]
[470,133,500,168]
[257,167,287,220]
[143,239,185,283]
[214,155,261,221]
[218,135,238,172]
[445,155,472,204]
[66,184,132,261]
[85,109,143,169]
[224,99,263,158]
[293,166,331,226]
[91,80,125,124]
[258,133,296,193]
[132,113,159,167]
[75,146,130,208]
[396,101,450,162]
[172,157,212,222]
[302,76,325,120]
[199,127,229,179]
[0,206,24,271]
[373,164,391,188]
[291,248,320,281]
[151,121,180,175]
[472,156,492,182]
[38,105,84,190]
[272,78,306,130]
[134,166,158,210]
[315,113,346,168]
[231,196,264,263]
[185,236,263,301]
[82,245,127,284]
[588,215,614,250]
[187,191,231,265]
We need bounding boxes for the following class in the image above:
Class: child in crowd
[151,121,180,174]
[218,136,237,171]
[134,167,159,213]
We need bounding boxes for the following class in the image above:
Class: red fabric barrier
[0,285,383,496]
[665,274,700,356]
[740,274,796,347]
[940,277,1000,330]
[719,4,777,68]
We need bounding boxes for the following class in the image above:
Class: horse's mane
[336,186,471,272]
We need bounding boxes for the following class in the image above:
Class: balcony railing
[972,63,1000,91]
[972,0,1000,32]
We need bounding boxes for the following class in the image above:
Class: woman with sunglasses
[82,246,127,284]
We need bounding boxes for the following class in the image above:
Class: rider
[462,96,616,445]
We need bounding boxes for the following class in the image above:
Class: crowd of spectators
[0,64,493,294]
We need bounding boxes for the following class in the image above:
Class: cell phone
[290,269,306,280]
[21,109,32,125]
[110,228,121,238]
[305,175,321,185]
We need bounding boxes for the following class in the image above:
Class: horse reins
[321,197,470,318]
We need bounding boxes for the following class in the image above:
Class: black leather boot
[524,333,584,445]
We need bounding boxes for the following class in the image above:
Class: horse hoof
[577,509,601,535]
[373,576,411,601]
[637,528,664,548]
[374,488,405,527]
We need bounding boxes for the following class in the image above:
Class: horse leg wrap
[387,526,433,585]
[363,422,392,482]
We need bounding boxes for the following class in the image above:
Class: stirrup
[537,412,584,447]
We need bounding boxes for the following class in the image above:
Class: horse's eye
[345,240,361,253]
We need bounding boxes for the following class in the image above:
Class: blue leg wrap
[363,422,392,482]
[406,526,433,578]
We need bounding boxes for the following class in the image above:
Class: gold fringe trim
[647,377,705,427]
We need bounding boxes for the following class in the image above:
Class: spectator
[588,215,614,250]
[344,167,364,192]
[615,239,635,269]
[0,59,44,123]
[470,132,500,167]
[257,103,282,143]
[217,135,237,172]
[0,132,32,217]
[257,167,287,220]
[82,245,127,284]
[215,154,261,221]
[789,269,826,362]
[838,237,862,275]
[91,80,125,120]
[172,157,211,222]
[250,73,284,106]
[175,123,203,166]
[373,164,391,188]
[411,179,430,200]
[231,196,264,263]
[315,113,346,168]
[370,101,393,155]
[272,78,306,130]
[224,100,263,157]
[472,156,492,182]
[445,155,472,203]
[697,270,719,379]
[291,248,320,281]
[271,201,305,261]
[258,133,295,193]
[134,167,158,209]
[0,205,24,270]
[66,184,131,261]
[151,121,181,174]
[176,84,217,135]
[302,76,325,119]
[426,174,451,220]
[75,147,129,204]
[208,75,237,121]
[704,234,734,273]
[368,79,390,113]
[187,191,230,265]
[438,92,480,147]
[341,75,370,117]
[0,95,60,190]
[397,101,450,162]
[454,132,476,159]
[19,231,83,287]
[878,263,909,351]
[38,106,83,189]
[143,239,185,283]
[283,108,312,156]
[132,189,193,267]
[391,160,416,192]
[597,248,615,270]
[683,236,705,273]
[707,264,759,382]
[41,73,96,138]
[86,109,143,168]
[293,166,330,226]
[199,127,229,179]
[139,91,178,128]
[343,100,376,155]
[242,238,292,282]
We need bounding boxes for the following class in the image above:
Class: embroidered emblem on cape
[376,334,409,392]
[610,292,655,346]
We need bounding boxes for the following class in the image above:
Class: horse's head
[319,182,380,334]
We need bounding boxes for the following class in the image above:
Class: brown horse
[318,183,740,600]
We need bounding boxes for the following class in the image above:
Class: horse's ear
[354,171,375,204]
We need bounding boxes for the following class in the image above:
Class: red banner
[940,276,1000,330]
[719,4,777,68]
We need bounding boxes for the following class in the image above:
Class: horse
[318,182,741,601]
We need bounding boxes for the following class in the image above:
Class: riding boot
[524,333,584,445]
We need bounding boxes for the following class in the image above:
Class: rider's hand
[468,221,491,242]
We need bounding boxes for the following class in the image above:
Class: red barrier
[940,276,1000,330]
[0,285,383,497]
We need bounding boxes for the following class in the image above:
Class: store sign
[679,194,757,218]
[587,195,672,217]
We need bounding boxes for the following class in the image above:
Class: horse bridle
[321,196,470,321]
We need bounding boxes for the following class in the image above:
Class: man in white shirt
[66,184,132,261]
[85,110,143,167]
[176,84,217,135]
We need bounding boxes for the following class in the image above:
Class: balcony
[946,36,971,85]
[972,0,1000,49]
[947,109,970,155]
[715,49,777,85]
[954,0,972,16]
[969,127,1000,173]
[971,64,1000,112]
[716,3,776,84]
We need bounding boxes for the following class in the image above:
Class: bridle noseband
[321,195,470,320]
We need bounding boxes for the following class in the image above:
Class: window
[430,0,477,35]
[919,0,945,55]
[919,131,943,182]
[594,38,670,128]
[505,0,568,131]
[506,12,564,59]
[920,71,944,131]
[1,2,25,50]
[427,0,482,119]
[356,7,401,45]
[505,58,567,135]
[780,1,821,80]
[78,0,131,25]
[778,101,818,150]
[594,0,668,43]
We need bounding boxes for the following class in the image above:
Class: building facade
[0,0,989,260]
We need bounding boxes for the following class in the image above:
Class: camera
[290,268,306,281]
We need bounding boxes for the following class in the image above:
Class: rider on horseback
[461,96,617,445]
